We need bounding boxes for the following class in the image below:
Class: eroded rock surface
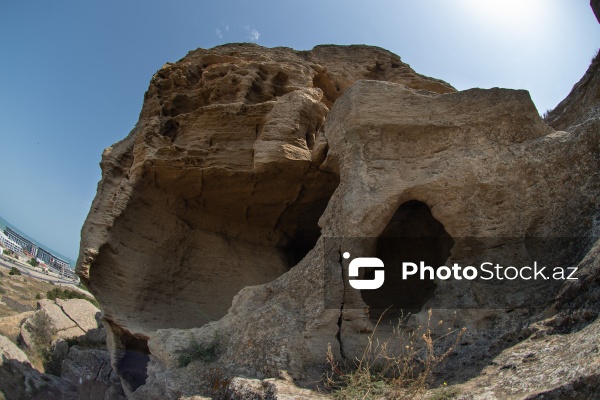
[78,43,600,399]
[76,43,456,394]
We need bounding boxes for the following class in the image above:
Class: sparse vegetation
[429,382,461,400]
[28,258,39,267]
[323,310,466,400]
[9,266,21,275]
[78,281,90,292]
[46,287,99,307]
[178,334,221,367]
[24,310,62,374]
[25,311,55,348]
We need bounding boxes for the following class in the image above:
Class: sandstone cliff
[77,43,600,399]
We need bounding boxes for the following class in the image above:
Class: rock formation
[76,44,455,395]
[592,0,600,24]
[77,41,600,399]
[20,298,103,347]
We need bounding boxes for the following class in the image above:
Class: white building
[0,231,23,254]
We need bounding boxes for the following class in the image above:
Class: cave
[117,339,150,392]
[361,200,454,321]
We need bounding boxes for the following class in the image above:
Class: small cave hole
[159,119,179,142]
[361,200,454,321]
[272,71,289,97]
[116,333,150,392]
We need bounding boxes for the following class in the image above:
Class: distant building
[4,227,35,254]
[3,227,75,278]
[0,231,22,253]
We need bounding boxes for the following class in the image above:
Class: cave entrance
[278,172,341,269]
[361,200,454,321]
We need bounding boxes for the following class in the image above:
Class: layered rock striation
[77,43,600,399]
[76,44,456,394]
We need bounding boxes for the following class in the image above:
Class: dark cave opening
[116,332,150,392]
[278,173,340,270]
[361,200,454,321]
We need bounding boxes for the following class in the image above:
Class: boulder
[0,311,34,342]
[37,299,79,332]
[57,298,101,332]
[61,346,127,400]
[21,298,101,349]
[0,334,30,365]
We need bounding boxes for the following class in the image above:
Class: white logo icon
[344,252,385,290]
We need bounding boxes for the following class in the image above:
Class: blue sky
[0,0,598,261]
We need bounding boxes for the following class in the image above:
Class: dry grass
[0,272,57,319]
[324,309,465,400]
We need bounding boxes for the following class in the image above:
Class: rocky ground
[0,270,125,400]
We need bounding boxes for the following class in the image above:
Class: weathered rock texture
[76,43,455,395]
[78,43,600,399]
[20,298,102,348]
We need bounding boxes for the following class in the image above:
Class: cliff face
[76,44,456,395]
[77,43,600,399]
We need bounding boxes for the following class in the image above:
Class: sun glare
[458,0,546,34]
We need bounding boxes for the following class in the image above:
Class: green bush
[24,311,62,376]
[9,267,21,276]
[25,311,56,348]
[28,258,39,267]
[46,287,99,308]
[178,335,220,367]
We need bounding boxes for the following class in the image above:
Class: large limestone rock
[78,43,600,398]
[76,43,455,394]
[56,298,102,332]
[21,298,101,348]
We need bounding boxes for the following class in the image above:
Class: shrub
[324,309,466,400]
[25,311,56,348]
[9,267,21,276]
[46,287,99,307]
[178,335,220,367]
[24,311,63,375]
